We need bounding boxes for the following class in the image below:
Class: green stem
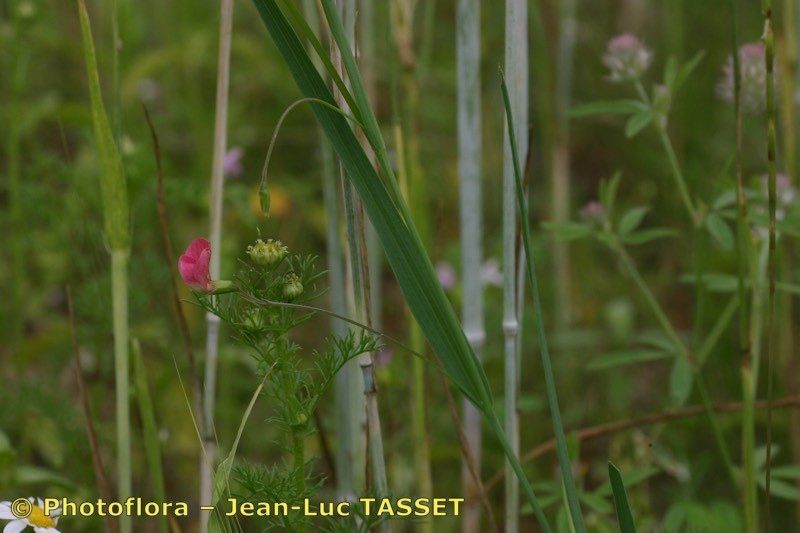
[111,248,131,533]
[611,241,737,483]
[763,0,778,526]
[656,127,698,225]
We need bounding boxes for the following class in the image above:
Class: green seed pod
[247,238,288,267]
[282,273,304,300]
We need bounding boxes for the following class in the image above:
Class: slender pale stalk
[457,0,484,530]
[551,0,578,333]
[762,0,778,527]
[502,1,527,530]
[111,249,131,533]
[200,0,234,529]
[359,0,384,336]
[300,0,358,499]
[76,4,131,531]
[335,0,389,501]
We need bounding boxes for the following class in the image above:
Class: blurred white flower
[602,34,652,82]
[480,258,503,287]
[717,42,767,114]
[0,498,61,532]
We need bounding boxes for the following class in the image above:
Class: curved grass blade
[501,73,585,531]
[249,1,551,529]
[608,462,636,533]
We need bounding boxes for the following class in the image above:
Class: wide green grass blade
[249,1,551,529]
[608,462,637,533]
[500,74,585,532]
[131,340,168,533]
[76,0,129,250]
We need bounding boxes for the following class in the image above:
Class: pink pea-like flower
[179,238,214,293]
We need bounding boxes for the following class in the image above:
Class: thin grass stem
[201,0,234,528]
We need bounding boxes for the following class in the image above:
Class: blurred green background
[1,0,797,530]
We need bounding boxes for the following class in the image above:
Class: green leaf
[622,228,678,245]
[673,51,706,93]
[595,466,659,496]
[759,476,800,500]
[669,355,694,405]
[587,350,671,371]
[608,463,637,532]
[664,56,679,89]
[570,100,648,118]
[625,111,653,138]
[618,207,650,235]
[542,221,594,241]
[600,171,623,218]
[705,213,734,250]
[771,465,800,479]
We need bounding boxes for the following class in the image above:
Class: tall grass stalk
[502,2,528,529]
[501,76,585,532]
[779,0,800,519]
[762,0,778,527]
[334,0,389,499]
[359,0,384,337]
[456,0,484,529]
[726,0,757,529]
[76,2,131,531]
[552,0,578,333]
[301,0,359,499]
[201,0,234,528]
[254,3,552,529]
[388,0,435,522]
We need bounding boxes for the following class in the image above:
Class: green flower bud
[282,273,304,300]
[247,238,288,267]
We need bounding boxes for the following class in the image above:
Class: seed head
[282,273,304,300]
[247,238,288,267]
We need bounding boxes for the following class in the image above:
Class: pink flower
[224,147,244,178]
[603,34,651,82]
[179,238,214,292]
[717,42,768,114]
[436,261,457,290]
